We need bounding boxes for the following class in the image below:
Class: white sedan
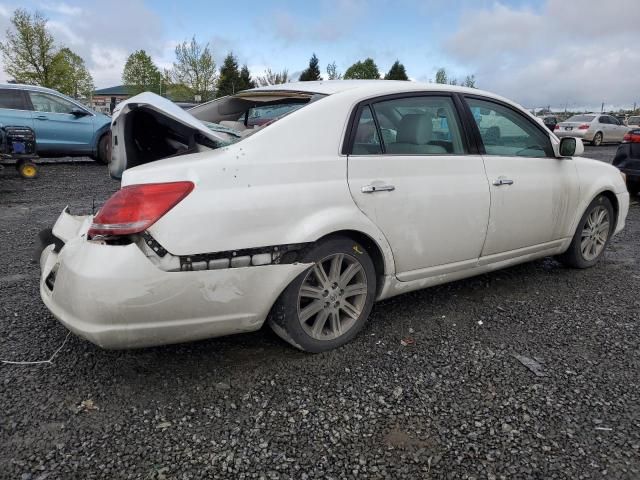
[39,81,629,352]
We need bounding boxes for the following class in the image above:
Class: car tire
[591,132,603,146]
[96,133,111,165]
[558,195,614,269]
[269,236,377,353]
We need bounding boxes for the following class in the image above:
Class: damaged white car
[39,81,629,352]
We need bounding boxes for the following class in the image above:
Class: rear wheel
[269,236,376,353]
[96,133,111,165]
[558,195,613,268]
[591,131,603,146]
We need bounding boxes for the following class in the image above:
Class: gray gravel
[1,146,639,479]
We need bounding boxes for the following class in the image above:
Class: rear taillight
[554,124,560,130]
[578,124,589,130]
[88,181,194,238]
[623,131,640,143]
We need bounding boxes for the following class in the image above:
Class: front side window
[372,96,465,155]
[28,92,78,114]
[466,97,552,158]
[0,89,28,110]
[351,105,382,155]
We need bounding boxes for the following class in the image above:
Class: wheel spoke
[313,263,329,286]
[328,253,344,284]
[338,263,362,288]
[597,221,610,236]
[340,300,360,320]
[329,311,342,337]
[311,310,330,337]
[581,227,591,238]
[581,237,591,255]
[299,284,325,300]
[299,300,324,323]
[343,282,368,298]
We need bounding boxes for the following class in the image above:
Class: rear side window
[0,89,28,110]
[373,96,465,155]
[466,97,553,158]
[598,116,610,124]
[351,106,382,155]
[28,92,78,114]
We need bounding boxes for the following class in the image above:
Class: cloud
[443,0,640,109]
[39,2,82,16]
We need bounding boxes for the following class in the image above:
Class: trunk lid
[109,93,237,179]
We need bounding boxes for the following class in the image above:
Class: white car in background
[627,115,640,128]
[39,81,629,353]
[555,113,630,146]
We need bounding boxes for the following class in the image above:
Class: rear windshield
[566,115,595,122]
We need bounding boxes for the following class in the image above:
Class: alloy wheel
[297,253,368,341]
[580,205,610,261]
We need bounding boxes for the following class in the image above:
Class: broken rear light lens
[88,181,194,238]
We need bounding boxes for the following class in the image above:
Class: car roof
[0,83,65,95]
[247,80,516,105]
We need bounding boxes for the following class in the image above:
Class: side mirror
[559,137,584,157]
[70,108,89,117]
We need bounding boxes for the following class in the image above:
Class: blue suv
[0,84,111,163]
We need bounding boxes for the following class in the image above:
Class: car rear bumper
[555,129,590,140]
[39,209,309,349]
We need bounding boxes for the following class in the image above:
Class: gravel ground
[1,146,638,479]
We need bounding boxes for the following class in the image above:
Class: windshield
[566,115,595,122]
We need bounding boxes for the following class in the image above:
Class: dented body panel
[40,210,310,348]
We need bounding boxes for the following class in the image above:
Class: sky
[0,0,638,111]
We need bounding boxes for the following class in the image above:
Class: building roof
[94,85,129,96]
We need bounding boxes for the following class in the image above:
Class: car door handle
[361,184,395,193]
[493,178,514,186]
[35,115,48,120]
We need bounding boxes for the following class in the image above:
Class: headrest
[396,114,433,144]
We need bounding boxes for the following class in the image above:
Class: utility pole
[601,102,604,113]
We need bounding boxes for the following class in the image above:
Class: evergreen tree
[299,53,321,81]
[238,64,255,90]
[435,68,448,84]
[343,58,380,80]
[384,60,408,80]
[217,53,241,97]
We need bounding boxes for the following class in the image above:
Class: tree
[256,68,289,86]
[51,48,94,98]
[0,9,57,86]
[343,58,380,80]
[435,68,448,84]
[463,74,476,88]
[122,50,161,95]
[171,37,217,101]
[384,60,408,81]
[216,52,241,97]
[326,61,342,80]
[238,64,255,90]
[299,53,321,81]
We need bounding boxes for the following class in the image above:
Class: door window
[466,98,553,158]
[598,116,610,124]
[28,92,78,114]
[0,89,28,110]
[372,96,464,154]
[351,105,382,155]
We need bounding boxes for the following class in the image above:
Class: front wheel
[269,236,377,353]
[558,195,614,268]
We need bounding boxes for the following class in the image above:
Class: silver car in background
[555,114,629,146]
[627,115,640,128]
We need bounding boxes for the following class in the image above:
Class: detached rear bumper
[40,209,309,349]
